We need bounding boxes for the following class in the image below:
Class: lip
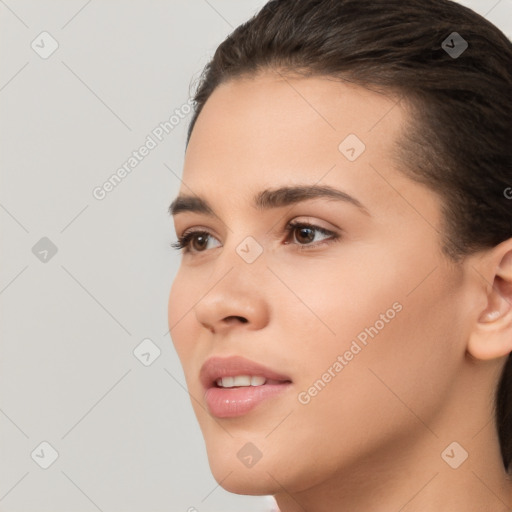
[200,355,292,389]
[200,355,293,418]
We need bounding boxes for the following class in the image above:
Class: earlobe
[467,241,512,361]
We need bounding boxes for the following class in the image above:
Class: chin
[209,461,279,495]
[204,441,285,496]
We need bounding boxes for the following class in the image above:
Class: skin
[168,70,512,511]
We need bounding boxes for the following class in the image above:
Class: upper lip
[200,355,292,389]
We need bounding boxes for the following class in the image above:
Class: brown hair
[185,0,512,472]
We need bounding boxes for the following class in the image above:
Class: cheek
[363,272,466,417]
[230,263,462,488]
[267,253,406,373]
[303,268,462,431]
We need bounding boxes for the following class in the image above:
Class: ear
[467,239,512,361]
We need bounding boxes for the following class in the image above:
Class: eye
[283,220,340,251]
[170,230,220,253]
[170,220,341,255]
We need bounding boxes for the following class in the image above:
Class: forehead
[184,71,404,180]
[179,71,440,227]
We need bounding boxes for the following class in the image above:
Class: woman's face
[168,71,473,495]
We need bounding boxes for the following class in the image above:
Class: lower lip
[204,383,292,418]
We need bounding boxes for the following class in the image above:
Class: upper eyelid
[179,220,335,238]
[178,221,337,248]
[177,216,338,235]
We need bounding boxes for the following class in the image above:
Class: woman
[168,0,512,510]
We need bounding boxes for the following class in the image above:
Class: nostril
[225,316,248,323]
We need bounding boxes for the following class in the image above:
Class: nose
[194,262,270,335]
[202,314,249,334]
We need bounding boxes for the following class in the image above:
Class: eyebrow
[168,184,370,218]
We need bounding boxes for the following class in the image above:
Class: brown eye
[293,226,316,244]
[190,233,209,251]
[284,221,338,250]
[170,230,220,254]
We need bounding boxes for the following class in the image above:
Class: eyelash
[170,221,341,255]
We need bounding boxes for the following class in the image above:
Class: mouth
[213,375,290,388]
[200,355,293,418]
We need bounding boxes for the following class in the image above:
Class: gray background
[1,1,511,511]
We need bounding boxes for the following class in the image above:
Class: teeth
[216,375,267,388]
[250,375,266,386]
